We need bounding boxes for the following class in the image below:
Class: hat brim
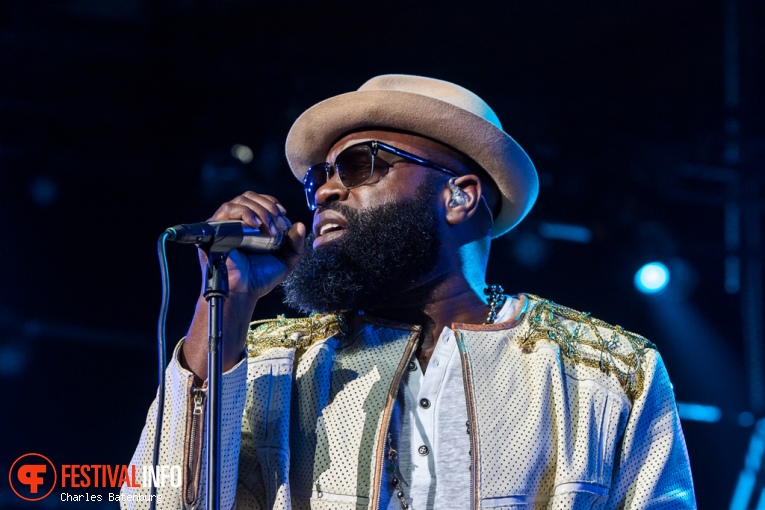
[285,89,538,237]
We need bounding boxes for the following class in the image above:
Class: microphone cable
[149,231,171,510]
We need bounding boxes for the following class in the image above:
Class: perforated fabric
[604,352,696,508]
[290,321,420,509]
[238,346,296,509]
[121,341,248,510]
[124,294,695,509]
[455,295,694,508]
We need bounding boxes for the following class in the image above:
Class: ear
[444,175,483,226]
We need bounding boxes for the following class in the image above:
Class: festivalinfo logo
[9,453,57,501]
[8,452,181,503]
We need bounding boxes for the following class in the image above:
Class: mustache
[309,202,362,247]
[316,201,358,219]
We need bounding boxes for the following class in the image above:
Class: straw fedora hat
[285,74,538,237]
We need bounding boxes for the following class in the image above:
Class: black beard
[282,181,442,314]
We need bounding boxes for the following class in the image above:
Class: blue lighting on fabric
[676,402,721,423]
[634,262,670,294]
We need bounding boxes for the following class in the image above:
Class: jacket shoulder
[520,293,656,400]
[246,313,347,358]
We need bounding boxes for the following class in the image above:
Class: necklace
[387,284,506,509]
[387,432,409,509]
[484,284,507,324]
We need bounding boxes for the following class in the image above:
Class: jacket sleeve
[605,350,697,509]
[120,340,249,510]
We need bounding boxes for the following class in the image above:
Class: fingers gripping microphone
[165,220,290,253]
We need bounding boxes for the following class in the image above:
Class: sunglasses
[303,140,460,211]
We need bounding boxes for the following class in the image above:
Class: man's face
[308,130,467,250]
[282,130,462,313]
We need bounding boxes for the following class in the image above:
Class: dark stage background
[2,1,764,508]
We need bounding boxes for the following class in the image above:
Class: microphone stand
[162,221,289,509]
[203,249,227,510]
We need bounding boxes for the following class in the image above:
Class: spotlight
[634,262,670,294]
[231,144,253,164]
[676,402,721,423]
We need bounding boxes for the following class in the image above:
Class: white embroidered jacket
[122,294,696,509]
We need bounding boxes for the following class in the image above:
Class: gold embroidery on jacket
[246,313,346,358]
[520,294,656,400]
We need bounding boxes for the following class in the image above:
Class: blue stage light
[634,262,670,294]
[676,402,722,423]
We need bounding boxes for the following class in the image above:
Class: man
[124,75,695,509]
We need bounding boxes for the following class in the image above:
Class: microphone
[165,220,290,253]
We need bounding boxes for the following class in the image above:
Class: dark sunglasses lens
[335,145,376,188]
[304,164,328,209]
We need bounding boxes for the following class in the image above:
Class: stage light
[30,176,58,206]
[676,402,721,423]
[538,222,592,244]
[231,144,253,164]
[0,344,28,377]
[634,262,670,294]
[730,419,765,510]
[510,231,550,268]
[740,412,756,428]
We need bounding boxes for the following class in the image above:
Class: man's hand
[201,191,306,299]
[182,192,307,380]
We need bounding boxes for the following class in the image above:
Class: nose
[314,169,350,208]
